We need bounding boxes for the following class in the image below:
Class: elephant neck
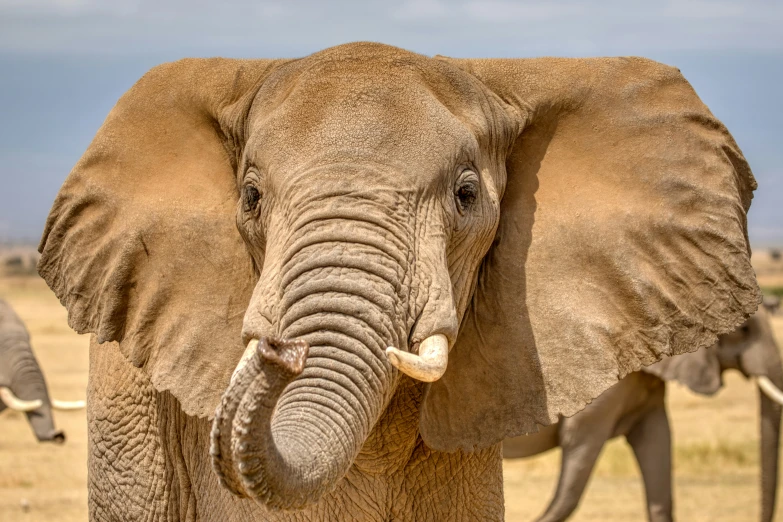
[353,378,429,474]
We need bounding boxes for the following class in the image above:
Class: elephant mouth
[232,334,452,386]
[210,331,452,509]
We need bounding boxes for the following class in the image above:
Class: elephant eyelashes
[243,185,261,213]
[454,171,479,214]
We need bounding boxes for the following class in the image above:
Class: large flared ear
[38,58,285,418]
[420,57,760,451]
[644,348,723,395]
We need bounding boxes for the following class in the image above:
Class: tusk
[385,334,449,383]
[232,339,259,382]
[0,387,42,412]
[52,399,86,410]
[757,376,783,406]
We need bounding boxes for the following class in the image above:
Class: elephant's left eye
[243,185,261,212]
[454,170,479,214]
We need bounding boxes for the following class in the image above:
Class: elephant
[37,43,760,521]
[763,294,780,315]
[503,305,783,522]
[0,250,39,277]
[0,299,85,443]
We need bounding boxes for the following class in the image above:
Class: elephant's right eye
[243,185,261,212]
[454,169,479,215]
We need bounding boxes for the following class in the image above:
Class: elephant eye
[454,170,479,214]
[243,185,261,212]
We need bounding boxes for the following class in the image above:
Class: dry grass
[754,249,783,289]
[1,248,782,521]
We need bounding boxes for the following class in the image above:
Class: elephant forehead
[247,53,490,177]
[254,78,474,167]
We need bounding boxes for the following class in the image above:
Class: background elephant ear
[644,348,723,395]
[38,58,284,418]
[421,57,759,451]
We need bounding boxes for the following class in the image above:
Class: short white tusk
[0,387,42,412]
[757,376,783,406]
[232,339,259,382]
[385,334,449,383]
[52,399,86,410]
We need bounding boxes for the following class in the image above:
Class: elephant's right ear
[643,348,723,395]
[38,58,285,419]
[421,56,759,452]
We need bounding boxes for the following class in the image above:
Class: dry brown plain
[0,250,782,521]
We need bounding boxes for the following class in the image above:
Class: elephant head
[37,43,759,509]
[646,307,782,522]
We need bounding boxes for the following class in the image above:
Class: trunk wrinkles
[212,214,412,510]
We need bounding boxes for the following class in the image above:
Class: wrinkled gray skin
[503,306,782,522]
[36,44,761,521]
[0,299,64,443]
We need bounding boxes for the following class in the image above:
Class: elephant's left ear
[38,58,286,419]
[420,57,760,451]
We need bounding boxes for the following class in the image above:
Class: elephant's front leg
[535,402,623,522]
[86,337,174,521]
[536,431,608,522]
[625,392,673,522]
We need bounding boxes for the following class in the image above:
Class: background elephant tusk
[385,334,449,382]
[231,339,259,382]
[0,386,42,412]
[51,399,86,410]
[757,376,783,406]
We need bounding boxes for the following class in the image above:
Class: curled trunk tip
[211,337,312,507]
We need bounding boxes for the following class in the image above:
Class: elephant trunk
[212,223,406,509]
[0,301,64,443]
[8,347,64,443]
[759,354,782,522]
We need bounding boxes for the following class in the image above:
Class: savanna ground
[0,248,782,521]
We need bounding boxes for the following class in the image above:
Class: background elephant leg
[625,401,673,522]
[536,421,610,522]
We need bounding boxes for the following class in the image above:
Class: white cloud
[663,0,747,19]
[395,0,450,20]
[0,0,140,15]
[255,2,289,19]
[461,1,587,21]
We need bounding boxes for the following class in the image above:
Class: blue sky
[1,0,781,245]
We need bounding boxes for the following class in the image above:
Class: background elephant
[503,306,782,522]
[37,43,759,520]
[763,294,780,315]
[0,299,84,443]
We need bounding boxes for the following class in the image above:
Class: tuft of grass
[675,439,757,471]
[762,286,783,298]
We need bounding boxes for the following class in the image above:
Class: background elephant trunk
[11,356,65,443]
[758,344,782,522]
[0,300,64,443]
[213,221,407,509]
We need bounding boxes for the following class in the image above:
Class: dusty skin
[1,261,782,521]
[34,44,759,520]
